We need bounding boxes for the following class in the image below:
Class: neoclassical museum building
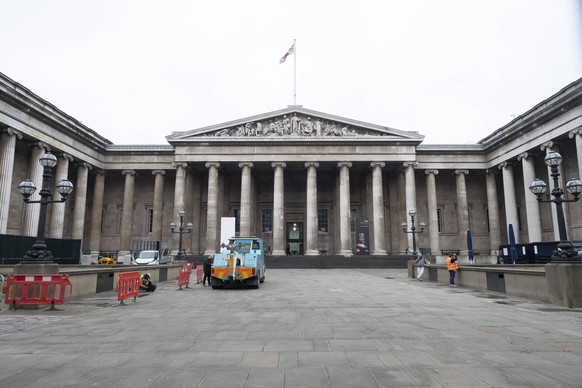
[1,71,582,261]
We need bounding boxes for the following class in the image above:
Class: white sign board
[220,217,236,253]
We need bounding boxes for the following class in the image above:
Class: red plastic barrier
[2,274,72,310]
[177,266,191,290]
[195,265,203,284]
[186,262,194,276]
[116,272,141,305]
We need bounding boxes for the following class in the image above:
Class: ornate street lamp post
[401,209,426,257]
[529,151,582,261]
[17,152,74,263]
[170,210,193,260]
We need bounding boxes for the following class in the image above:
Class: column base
[337,250,353,257]
[203,249,216,256]
[271,250,286,256]
[304,250,319,256]
[371,250,388,256]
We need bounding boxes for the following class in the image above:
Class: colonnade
[2,125,582,257]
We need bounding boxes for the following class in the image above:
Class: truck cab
[211,237,266,288]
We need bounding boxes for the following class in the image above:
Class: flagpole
[293,38,297,105]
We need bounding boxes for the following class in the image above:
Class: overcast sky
[1,1,581,145]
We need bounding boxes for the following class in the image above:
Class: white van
[133,250,172,265]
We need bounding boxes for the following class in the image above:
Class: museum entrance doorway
[286,222,304,255]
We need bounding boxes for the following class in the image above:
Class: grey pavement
[1,268,582,387]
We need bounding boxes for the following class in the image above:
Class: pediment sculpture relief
[203,113,387,137]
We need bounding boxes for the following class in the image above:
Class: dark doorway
[286,222,304,255]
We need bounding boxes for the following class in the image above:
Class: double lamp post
[17,152,74,263]
[401,209,425,257]
[170,210,193,260]
[529,151,582,260]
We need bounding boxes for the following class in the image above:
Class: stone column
[239,162,254,236]
[49,153,72,238]
[172,163,187,252]
[71,162,90,243]
[205,162,220,255]
[22,143,47,237]
[403,162,418,252]
[455,169,470,251]
[569,127,582,182]
[271,162,286,256]
[305,162,319,256]
[370,162,387,255]
[119,170,137,255]
[152,170,166,244]
[0,127,22,234]
[518,152,542,242]
[499,162,519,243]
[89,170,106,256]
[486,169,501,255]
[425,169,440,255]
[337,162,352,256]
[189,173,202,254]
[541,141,563,241]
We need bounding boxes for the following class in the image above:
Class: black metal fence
[0,234,81,264]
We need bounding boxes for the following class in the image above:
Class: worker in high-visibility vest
[446,254,459,287]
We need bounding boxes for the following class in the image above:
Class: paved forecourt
[1,268,582,387]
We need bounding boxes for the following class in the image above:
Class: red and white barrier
[2,274,72,310]
[195,265,203,284]
[116,272,141,305]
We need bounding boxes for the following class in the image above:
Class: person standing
[415,253,429,281]
[202,255,213,287]
[446,254,459,287]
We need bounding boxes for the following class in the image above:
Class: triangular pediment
[167,107,423,142]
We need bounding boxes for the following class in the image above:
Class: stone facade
[1,71,582,259]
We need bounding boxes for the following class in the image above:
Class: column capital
[402,161,418,168]
[454,169,469,176]
[121,169,137,176]
[498,161,516,170]
[205,162,221,169]
[75,161,92,170]
[337,161,352,169]
[540,141,554,152]
[238,162,254,169]
[424,169,439,175]
[485,168,498,176]
[370,161,385,169]
[57,152,74,162]
[271,162,286,169]
[305,162,319,169]
[1,126,23,139]
[94,169,106,176]
[152,169,166,176]
[517,152,532,161]
[29,141,49,151]
[172,162,188,169]
[569,126,582,138]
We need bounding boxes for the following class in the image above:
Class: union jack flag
[279,43,295,64]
